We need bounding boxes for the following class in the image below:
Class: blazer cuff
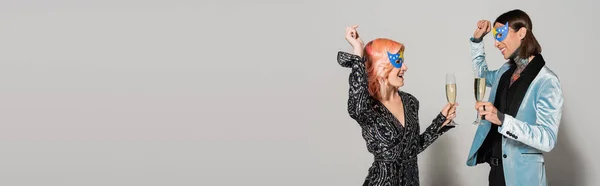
[498,115,519,140]
[470,37,483,43]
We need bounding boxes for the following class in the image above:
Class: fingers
[447,113,456,120]
[477,104,486,111]
[478,108,493,116]
[442,102,459,117]
[478,111,487,118]
[476,20,491,35]
[449,107,457,115]
[478,104,494,112]
[346,25,357,34]
[474,101,492,109]
[474,102,482,109]
[450,102,459,112]
[448,103,458,112]
[443,113,457,127]
[345,27,351,38]
[448,107,457,113]
[475,102,490,112]
[482,102,493,107]
[477,20,488,28]
[346,25,359,39]
[478,110,496,122]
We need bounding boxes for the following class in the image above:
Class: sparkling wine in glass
[445,73,457,126]
[473,76,487,125]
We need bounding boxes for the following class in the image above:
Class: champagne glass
[473,73,487,125]
[445,73,458,126]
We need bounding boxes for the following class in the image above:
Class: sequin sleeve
[337,51,374,120]
[405,95,453,154]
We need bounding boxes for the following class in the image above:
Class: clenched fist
[473,20,492,41]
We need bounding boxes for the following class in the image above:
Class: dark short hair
[495,9,542,59]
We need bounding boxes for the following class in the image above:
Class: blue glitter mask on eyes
[387,51,403,68]
[493,22,509,42]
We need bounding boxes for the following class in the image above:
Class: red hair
[364,38,405,100]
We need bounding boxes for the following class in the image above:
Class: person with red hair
[337,25,457,186]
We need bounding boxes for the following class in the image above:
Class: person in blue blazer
[466,9,564,186]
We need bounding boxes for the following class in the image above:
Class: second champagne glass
[473,74,487,125]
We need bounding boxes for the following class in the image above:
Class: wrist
[497,112,505,125]
[470,37,483,43]
[353,48,364,57]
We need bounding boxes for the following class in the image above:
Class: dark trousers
[487,156,507,186]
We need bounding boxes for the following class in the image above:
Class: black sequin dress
[337,51,454,186]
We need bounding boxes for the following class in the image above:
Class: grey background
[0,0,598,185]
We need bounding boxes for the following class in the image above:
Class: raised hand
[345,25,364,57]
[473,20,492,41]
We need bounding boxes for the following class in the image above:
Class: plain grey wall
[0,0,598,185]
